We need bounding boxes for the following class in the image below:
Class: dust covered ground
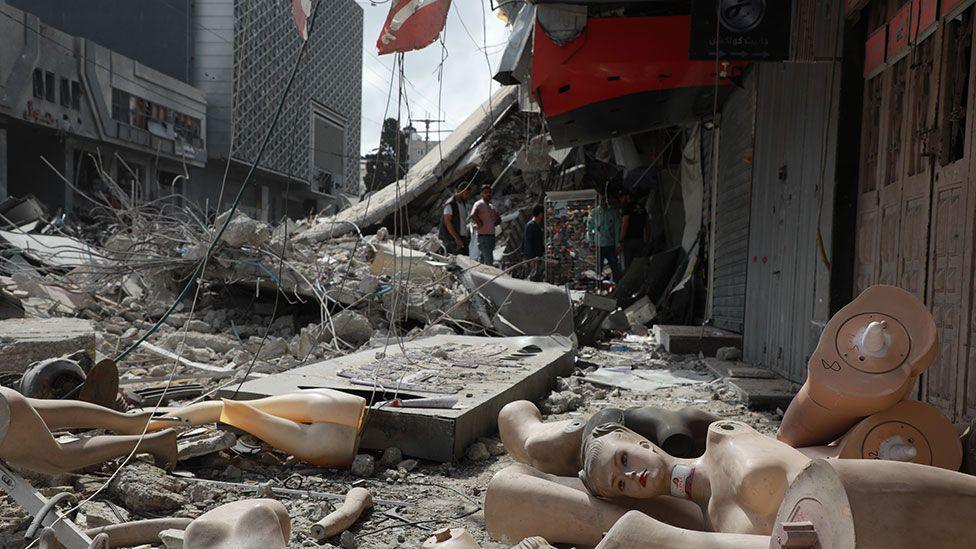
[0,334,778,548]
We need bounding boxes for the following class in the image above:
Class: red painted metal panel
[530,17,745,118]
[888,4,913,59]
[912,0,938,41]
[376,0,451,55]
[943,0,966,17]
[865,27,887,78]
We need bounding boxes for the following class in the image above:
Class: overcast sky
[354,1,510,154]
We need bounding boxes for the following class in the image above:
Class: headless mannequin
[579,421,809,536]
[0,387,176,474]
[778,285,937,447]
[772,459,976,548]
[484,462,704,547]
[149,389,367,467]
[183,499,291,549]
[797,399,962,470]
[498,401,717,476]
[595,511,771,549]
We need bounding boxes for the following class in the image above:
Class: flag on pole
[292,0,312,40]
[376,0,452,55]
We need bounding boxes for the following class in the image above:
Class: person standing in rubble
[440,184,472,256]
[618,190,648,272]
[587,191,623,284]
[523,204,545,281]
[471,184,503,266]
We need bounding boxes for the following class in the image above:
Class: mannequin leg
[596,511,770,549]
[27,397,153,435]
[219,399,359,467]
[0,388,177,474]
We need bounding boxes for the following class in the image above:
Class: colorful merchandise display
[544,190,599,289]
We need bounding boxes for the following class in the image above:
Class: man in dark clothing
[439,184,472,256]
[523,204,545,281]
[619,190,648,272]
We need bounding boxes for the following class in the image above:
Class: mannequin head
[579,423,670,499]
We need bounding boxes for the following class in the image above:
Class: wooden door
[879,57,911,287]
[929,11,975,419]
[855,76,885,293]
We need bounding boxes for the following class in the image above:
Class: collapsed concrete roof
[300,87,518,242]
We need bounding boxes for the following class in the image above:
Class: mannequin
[148,389,367,467]
[422,527,481,549]
[183,499,290,549]
[219,399,360,467]
[578,421,809,536]
[595,511,771,549]
[778,285,938,448]
[771,459,976,548]
[0,387,176,474]
[484,462,704,546]
[498,401,717,476]
[797,399,962,470]
[148,389,366,430]
[310,487,373,540]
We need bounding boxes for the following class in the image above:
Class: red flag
[292,0,312,40]
[376,0,451,55]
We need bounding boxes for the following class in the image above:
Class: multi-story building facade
[4,0,363,221]
[0,2,207,214]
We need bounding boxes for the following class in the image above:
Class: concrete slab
[0,317,94,375]
[222,334,575,462]
[653,325,742,356]
[725,377,796,410]
[703,358,777,379]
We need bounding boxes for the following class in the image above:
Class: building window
[71,81,82,110]
[44,71,55,103]
[173,113,201,143]
[312,108,346,194]
[32,69,44,99]
[60,77,71,108]
[112,88,131,124]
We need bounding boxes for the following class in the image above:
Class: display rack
[544,190,599,289]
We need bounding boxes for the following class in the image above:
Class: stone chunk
[331,311,373,346]
[0,318,94,375]
[159,528,185,549]
[378,447,402,468]
[77,501,129,529]
[539,390,583,415]
[351,454,375,478]
[108,462,187,512]
[465,442,490,462]
[716,346,743,361]
[177,430,237,461]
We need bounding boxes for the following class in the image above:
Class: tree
[364,118,409,194]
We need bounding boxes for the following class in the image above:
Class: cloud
[357,0,509,154]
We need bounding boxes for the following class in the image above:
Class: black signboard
[689,0,792,61]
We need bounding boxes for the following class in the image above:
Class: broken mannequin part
[498,400,718,476]
[595,511,771,549]
[778,285,938,448]
[149,388,367,430]
[422,526,481,548]
[183,498,290,549]
[797,399,962,470]
[509,537,556,549]
[218,398,361,467]
[771,459,976,549]
[83,518,193,548]
[484,463,704,546]
[0,387,176,474]
[310,486,373,540]
[578,421,809,536]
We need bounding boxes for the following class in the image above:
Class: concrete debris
[465,442,490,462]
[177,429,237,461]
[539,390,583,415]
[350,454,375,478]
[0,317,94,375]
[159,528,186,549]
[331,310,374,346]
[378,447,403,468]
[214,210,272,248]
[397,459,418,472]
[716,346,743,361]
[108,462,187,512]
[340,529,358,549]
[77,501,129,529]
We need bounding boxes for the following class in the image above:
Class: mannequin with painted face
[498,400,718,476]
[579,420,809,536]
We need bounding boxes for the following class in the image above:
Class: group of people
[438,182,650,286]
[586,190,649,284]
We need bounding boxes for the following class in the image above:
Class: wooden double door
[855,5,976,421]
